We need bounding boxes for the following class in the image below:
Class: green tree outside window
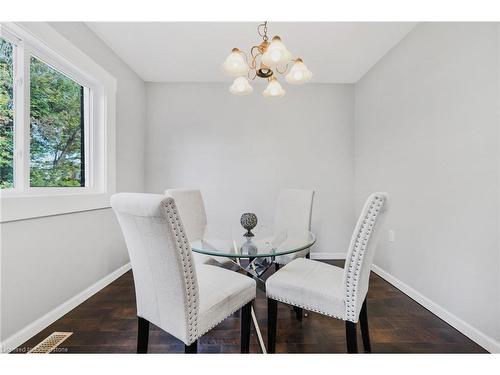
[30,56,84,187]
[1,41,85,189]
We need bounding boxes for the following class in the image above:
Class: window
[0,23,117,222]
[1,28,90,191]
[0,37,14,189]
[30,56,86,187]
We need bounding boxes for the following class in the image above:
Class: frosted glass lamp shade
[285,59,313,84]
[229,76,253,96]
[222,49,250,77]
[263,78,285,98]
[261,36,292,68]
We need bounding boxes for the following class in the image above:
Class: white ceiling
[86,22,416,83]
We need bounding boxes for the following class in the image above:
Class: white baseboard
[371,264,500,354]
[0,262,131,353]
[310,252,346,260]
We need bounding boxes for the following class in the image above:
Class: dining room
[1,5,500,369]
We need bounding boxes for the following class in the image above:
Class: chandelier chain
[257,21,268,41]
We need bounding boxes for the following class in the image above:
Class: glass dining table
[190,230,316,288]
[190,230,316,353]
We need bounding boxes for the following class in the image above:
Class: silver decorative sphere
[240,213,258,237]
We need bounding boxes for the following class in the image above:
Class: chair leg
[293,306,303,322]
[267,298,278,353]
[184,340,198,353]
[305,252,310,259]
[360,299,371,353]
[241,302,252,353]
[345,321,358,353]
[137,317,149,354]
[275,263,280,272]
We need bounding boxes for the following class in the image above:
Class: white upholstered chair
[273,189,315,266]
[164,189,212,265]
[111,193,256,354]
[266,192,387,353]
[272,189,314,322]
[164,188,234,268]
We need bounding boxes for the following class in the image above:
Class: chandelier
[222,21,313,97]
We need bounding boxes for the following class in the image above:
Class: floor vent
[28,332,73,354]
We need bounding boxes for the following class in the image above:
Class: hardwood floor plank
[15,261,487,354]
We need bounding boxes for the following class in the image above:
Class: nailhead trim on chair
[163,198,199,344]
[266,295,344,320]
[344,194,384,322]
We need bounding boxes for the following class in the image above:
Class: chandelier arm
[247,69,257,81]
[239,50,252,69]
[250,45,261,59]
[250,46,263,70]
[240,49,259,76]
[275,63,291,75]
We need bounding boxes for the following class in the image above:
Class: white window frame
[0,23,116,222]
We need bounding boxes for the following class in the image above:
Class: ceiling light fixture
[222,21,312,97]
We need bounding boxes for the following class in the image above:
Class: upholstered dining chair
[164,188,234,268]
[164,189,212,265]
[273,188,315,267]
[272,188,315,322]
[111,193,256,354]
[266,192,387,353]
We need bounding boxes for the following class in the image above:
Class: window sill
[0,192,113,223]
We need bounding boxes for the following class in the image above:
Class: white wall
[145,83,355,256]
[0,22,145,346]
[355,23,500,350]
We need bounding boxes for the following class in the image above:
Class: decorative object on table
[240,213,258,237]
[222,21,313,97]
[241,237,258,256]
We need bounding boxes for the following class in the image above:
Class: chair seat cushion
[266,258,346,319]
[197,265,256,336]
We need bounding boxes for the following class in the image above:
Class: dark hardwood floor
[15,261,487,353]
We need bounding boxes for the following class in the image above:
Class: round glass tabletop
[190,230,316,259]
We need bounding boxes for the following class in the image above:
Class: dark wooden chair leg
[293,306,303,322]
[360,299,371,353]
[137,317,149,354]
[275,263,280,272]
[184,340,198,353]
[267,298,278,353]
[305,252,310,259]
[241,302,252,353]
[345,321,358,353]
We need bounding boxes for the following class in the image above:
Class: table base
[215,256,279,353]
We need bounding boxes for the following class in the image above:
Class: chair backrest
[164,189,207,241]
[274,189,315,233]
[342,192,387,322]
[111,193,199,345]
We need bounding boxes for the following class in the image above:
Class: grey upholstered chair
[111,193,256,353]
[266,192,387,353]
